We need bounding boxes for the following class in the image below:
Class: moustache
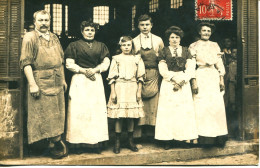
[40,25,48,29]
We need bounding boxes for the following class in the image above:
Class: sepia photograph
[0,0,258,166]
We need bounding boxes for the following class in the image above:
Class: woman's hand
[220,76,225,92]
[111,91,117,104]
[80,68,96,81]
[88,75,96,81]
[191,78,198,94]
[173,83,181,92]
[29,83,40,98]
[136,89,142,102]
[178,80,185,87]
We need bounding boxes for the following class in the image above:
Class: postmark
[195,0,233,20]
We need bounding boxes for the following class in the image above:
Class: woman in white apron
[155,26,198,149]
[64,20,110,153]
[189,22,228,147]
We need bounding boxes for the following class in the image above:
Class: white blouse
[189,40,225,76]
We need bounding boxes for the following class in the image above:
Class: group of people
[20,10,229,159]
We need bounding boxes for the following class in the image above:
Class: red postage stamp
[195,0,232,20]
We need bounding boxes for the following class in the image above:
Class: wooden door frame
[20,0,25,159]
[236,0,245,140]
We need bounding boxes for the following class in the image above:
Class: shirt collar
[169,45,181,50]
[140,32,151,39]
[35,28,50,37]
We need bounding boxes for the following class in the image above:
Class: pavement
[0,139,258,166]
[152,153,258,165]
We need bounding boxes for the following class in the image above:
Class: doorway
[22,0,241,157]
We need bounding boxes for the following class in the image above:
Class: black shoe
[49,140,68,159]
[164,141,171,150]
[95,146,102,154]
[127,132,138,152]
[113,133,121,154]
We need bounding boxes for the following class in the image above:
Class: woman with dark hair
[107,36,145,154]
[64,20,110,153]
[189,22,228,147]
[155,26,198,149]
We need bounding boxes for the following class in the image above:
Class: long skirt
[155,79,198,141]
[193,67,228,137]
[66,73,109,144]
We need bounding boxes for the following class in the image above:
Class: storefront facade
[0,0,258,159]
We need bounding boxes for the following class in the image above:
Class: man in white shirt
[133,14,164,140]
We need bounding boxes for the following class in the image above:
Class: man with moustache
[20,10,67,159]
[133,14,164,140]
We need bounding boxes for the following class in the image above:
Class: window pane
[171,0,183,9]
[132,5,136,30]
[149,0,158,13]
[93,6,109,26]
[44,3,68,36]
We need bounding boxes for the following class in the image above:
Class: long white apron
[66,73,109,144]
[155,78,198,141]
[194,66,228,137]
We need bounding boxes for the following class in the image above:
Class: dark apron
[140,35,159,98]
[27,32,65,144]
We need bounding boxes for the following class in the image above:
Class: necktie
[173,48,178,57]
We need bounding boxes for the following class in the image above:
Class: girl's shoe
[127,132,138,152]
[113,133,121,154]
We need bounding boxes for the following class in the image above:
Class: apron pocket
[55,70,63,87]
[141,69,159,98]
[142,77,159,98]
[38,70,62,96]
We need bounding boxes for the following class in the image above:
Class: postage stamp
[195,0,233,20]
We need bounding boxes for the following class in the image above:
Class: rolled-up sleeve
[107,58,118,85]
[183,58,196,82]
[96,57,110,73]
[66,58,81,73]
[64,43,81,73]
[188,43,197,58]
[158,60,175,81]
[183,49,196,81]
[214,43,226,76]
[136,56,145,83]
[20,33,35,70]
[215,56,226,76]
[95,43,110,73]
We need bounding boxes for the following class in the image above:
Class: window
[132,5,136,31]
[44,4,50,14]
[114,8,116,20]
[149,0,159,13]
[65,5,68,34]
[93,6,109,26]
[44,4,68,36]
[53,4,62,35]
[171,0,183,9]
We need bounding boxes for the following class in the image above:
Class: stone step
[0,140,258,165]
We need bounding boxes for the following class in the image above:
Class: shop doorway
[21,0,245,157]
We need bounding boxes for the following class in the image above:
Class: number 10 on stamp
[196,0,233,20]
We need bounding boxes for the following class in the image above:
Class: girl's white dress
[189,40,228,137]
[107,54,145,118]
[155,46,198,141]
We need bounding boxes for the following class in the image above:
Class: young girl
[107,36,145,154]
